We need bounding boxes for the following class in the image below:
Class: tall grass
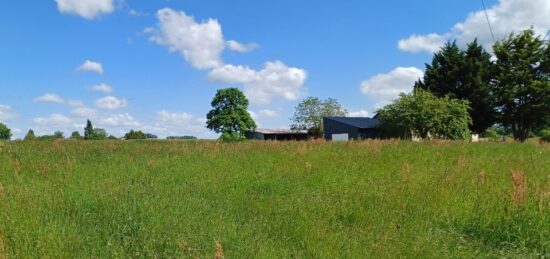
[0,140,549,257]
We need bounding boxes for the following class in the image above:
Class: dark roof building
[246,128,309,141]
[323,117,380,141]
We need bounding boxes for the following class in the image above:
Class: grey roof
[324,117,379,129]
[254,128,307,134]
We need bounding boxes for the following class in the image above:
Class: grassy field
[1,140,550,258]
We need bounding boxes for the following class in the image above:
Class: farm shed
[323,117,380,141]
[246,129,309,141]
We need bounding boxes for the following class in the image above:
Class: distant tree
[71,131,82,140]
[376,90,472,140]
[53,131,64,139]
[290,97,347,137]
[493,29,550,142]
[108,135,118,140]
[24,129,36,141]
[415,40,496,134]
[124,130,146,140]
[84,119,94,140]
[206,88,256,140]
[146,133,158,139]
[89,128,108,140]
[0,122,12,140]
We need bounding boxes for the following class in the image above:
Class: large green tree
[376,90,472,140]
[415,40,496,134]
[0,122,12,140]
[206,88,256,140]
[290,97,347,137]
[493,29,550,142]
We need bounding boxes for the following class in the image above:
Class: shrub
[124,130,146,140]
[220,132,246,142]
[0,122,12,140]
[540,129,550,143]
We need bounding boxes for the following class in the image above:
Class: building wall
[323,118,360,140]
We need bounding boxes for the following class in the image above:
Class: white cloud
[398,33,448,53]
[360,67,424,107]
[95,96,127,110]
[348,110,370,117]
[34,93,65,104]
[149,8,225,70]
[67,99,85,107]
[226,40,259,53]
[90,83,113,93]
[54,0,115,19]
[0,104,16,121]
[208,61,307,104]
[71,107,97,118]
[33,114,72,126]
[98,113,140,127]
[399,0,550,53]
[157,110,193,125]
[76,60,104,75]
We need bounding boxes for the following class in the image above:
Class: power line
[481,0,496,43]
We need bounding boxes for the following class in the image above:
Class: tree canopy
[290,97,347,137]
[125,130,146,140]
[493,29,550,142]
[376,90,472,140]
[415,40,496,134]
[206,88,256,140]
[0,122,12,140]
[24,129,36,141]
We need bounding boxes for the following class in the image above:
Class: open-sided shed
[246,129,309,141]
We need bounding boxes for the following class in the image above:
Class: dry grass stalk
[510,169,527,205]
[401,161,410,181]
[0,182,3,198]
[214,240,225,259]
[479,170,486,186]
[0,234,5,259]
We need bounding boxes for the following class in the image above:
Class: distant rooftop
[324,117,379,128]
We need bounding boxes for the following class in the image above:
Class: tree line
[379,29,550,142]
[1,29,548,143]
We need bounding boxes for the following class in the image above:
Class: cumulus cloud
[54,0,115,19]
[348,110,370,117]
[0,104,16,121]
[398,0,550,53]
[149,8,225,70]
[360,67,424,107]
[67,99,85,107]
[95,96,127,110]
[71,107,97,118]
[76,60,104,75]
[34,93,65,104]
[208,61,307,104]
[157,110,193,125]
[98,113,140,127]
[33,114,72,126]
[90,83,113,93]
[398,33,448,53]
[226,40,259,53]
[138,110,213,138]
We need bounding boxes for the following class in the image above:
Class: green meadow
[1,140,550,258]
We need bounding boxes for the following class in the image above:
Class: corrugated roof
[324,117,379,128]
[254,128,307,134]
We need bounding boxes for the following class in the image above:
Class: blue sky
[2,0,548,139]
